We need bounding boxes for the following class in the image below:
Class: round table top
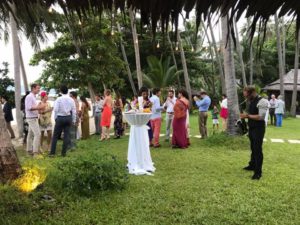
[123,112,152,126]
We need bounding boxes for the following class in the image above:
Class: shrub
[55,153,129,196]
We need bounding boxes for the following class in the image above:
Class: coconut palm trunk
[0,102,21,183]
[221,16,240,135]
[177,31,192,103]
[19,42,29,92]
[208,18,226,93]
[281,17,286,74]
[117,22,137,96]
[167,32,181,88]
[9,8,23,138]
[291,29,300,117]
[233,17,247,87]
[274,14,285,100]
[247,18,254,85]
[129,7,143,89]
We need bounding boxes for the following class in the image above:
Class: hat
[200,89,207,95]
[40,91,47,98]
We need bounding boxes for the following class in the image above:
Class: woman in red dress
[172,89,189,149]
[100,89,113,141]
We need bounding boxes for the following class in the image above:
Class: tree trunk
[247,18,254,85]
[274,14,285,100]
[117,22,137,96]
[9,9,23,138]
[208,18,226,94]
[291,29,300,117]
[167,32,181,88]
[221,16,240,135]
[19,42,29,93]
[233,17,247,87]
[281,17,286,74]
[0,102,21,183]
[177,31,192,104]
[129,7,143,89]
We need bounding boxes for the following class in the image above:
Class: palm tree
[167,31,181,88]
[0,102,21,183]
[247,18,254,85]
[19,42,29,92]
[143,56,181,89]
[129,7,143,89]
[274,13,285,100]
[291,29,300,117]
[221,16,240,135]
[233,16,247,87]
[117,22,137,96]
[9,6,23,138]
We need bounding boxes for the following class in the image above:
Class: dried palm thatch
[0,0,299,39]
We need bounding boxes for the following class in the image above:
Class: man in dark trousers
[1,95,15,139]
[240,86,269,180]
[50,85,76,157]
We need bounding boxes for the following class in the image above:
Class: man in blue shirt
[194,90,211,138]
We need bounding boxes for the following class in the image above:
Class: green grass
[1,114,300,225]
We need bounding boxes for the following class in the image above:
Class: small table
[123,112,155,175]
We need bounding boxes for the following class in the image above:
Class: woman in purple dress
[172,89,189,149]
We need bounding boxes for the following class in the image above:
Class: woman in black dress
[113,95,124,139]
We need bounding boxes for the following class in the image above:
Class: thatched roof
[263,69,300,91]
[1,0,300,38]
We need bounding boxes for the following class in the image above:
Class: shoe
[149,143,154,147]
[172,145,179,149]
[252,174,262,180]
[153,144,161,148]
[243,166,254,171]
[114,136,120,139]
[11,136,15,139]
[48,154,55,158]
[165,139,169,142]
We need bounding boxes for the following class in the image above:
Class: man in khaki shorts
[25,84,45,156]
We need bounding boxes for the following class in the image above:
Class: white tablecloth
[123,113,155,175]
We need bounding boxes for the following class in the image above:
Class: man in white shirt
[150,88,164,148]
[269,94,277,126]
[93,94,104,135]
[50,85,76,157]
[163,90,176,142]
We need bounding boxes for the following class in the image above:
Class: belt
[26,117,38,119]
[57,115,71,117]
[200,111,207,112]
[167,112,174,114]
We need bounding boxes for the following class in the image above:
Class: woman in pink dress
[100,89,113,141]
[172,89,189,149]
[220,94,228,131]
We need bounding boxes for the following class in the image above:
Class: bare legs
[100,126,110,141]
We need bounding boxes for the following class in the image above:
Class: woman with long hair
[100,89,113,141]
[139,87,153,144]
[80,96,91,139]
[172,89,189,149]
[113,94,124,139]
[38,91,53,150]
[220,94,228,131]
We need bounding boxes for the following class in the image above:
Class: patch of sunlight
[13,166,46,193]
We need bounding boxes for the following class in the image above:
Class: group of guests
[269,94,285,127]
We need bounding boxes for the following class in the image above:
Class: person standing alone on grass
[25,84,45,157]
[93,94,104,135]
[211,103,219,132]
[150,88,164,148]
[269,94,277,126]
[275,95,285,127]
[50,85,76,157]
[240,86,269,180]
[1,95,15,139]
[100,89,113,141]
[163,90,176,142]
[194,90,211,139]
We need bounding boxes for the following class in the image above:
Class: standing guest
[220,94,228,131]
[211,103,219,132]
[21,91,30,144]
[100,89,113,141]
[80,96,91,139]
[93,94,104,135]
[194,90,211,139]
[275,95,285,127]
[240,86,269,180]
[38,91,53,150]
[25,84,45,156]
[1,95,15,139]
[139,87,153,144]
[163,90,176,142]
[50,85,76,157]
[69,91,80,149]
[269,94,277,126]
[172,89,190,149]
[113,94,124,139]
[150,88,164,148]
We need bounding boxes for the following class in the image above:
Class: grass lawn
[1,114,300,225]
